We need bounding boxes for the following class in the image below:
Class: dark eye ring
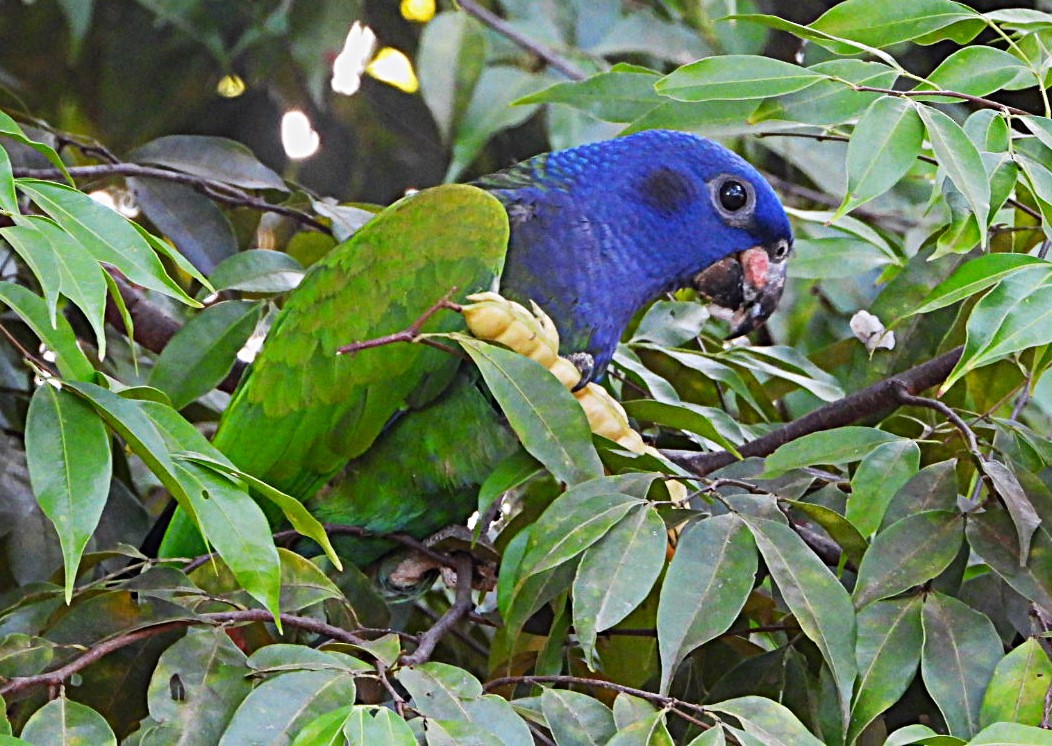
[719,180,748,212]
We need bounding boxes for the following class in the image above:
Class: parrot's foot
[376,526,499,598]
[566,352,595,390]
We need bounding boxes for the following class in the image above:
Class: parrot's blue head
[482,129,793,381]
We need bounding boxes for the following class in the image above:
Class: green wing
[159,184,509,557]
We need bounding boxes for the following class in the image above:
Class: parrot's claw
[566,352,595,391]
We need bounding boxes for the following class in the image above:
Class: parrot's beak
[691,240,791,338]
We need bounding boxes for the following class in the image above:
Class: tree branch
[0,608,372,699]
[670,346,963,476]
[851,84,1030,117]
[455,0,588,81]
[14,163,331,235]
[402,553,475,666]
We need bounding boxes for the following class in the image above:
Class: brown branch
[892,382,983,461]
[272,523,459,571]
[851,85,1030,117]
[0,608,371,698]
[337,292,463,355]
[670,346,964,476]
[455,0,588,81]
[402,553,475,666]
[483,674,714,726]
[103,275,245,394]
[13,163,331,235]
[758,131,1044,221]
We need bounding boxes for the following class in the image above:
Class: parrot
[159,129,793,566]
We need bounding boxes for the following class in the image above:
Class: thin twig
[0,608,372,698]
[758,131,1044,221]
[402,553,475,666]
[455,0,588,81]
[892,381,983,461]
[13,163,331,235]
[337,293,462,355]
[271,523,459,571]
[483,674,712,722]
[851,85,1030,116]
[668,346,964,476]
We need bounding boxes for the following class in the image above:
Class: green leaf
[540,689,616,746]
[753,59,898,126]
[573,504,666,666]
[721,345,844,403]
[656,56,824,102]
[966,502,1052,611]
[175,451,342,572]
[809,0,981,49]
[605,710,673,746]
[144,628,252,743]
[916,46,1031,97]
[458,336,603,485]
[707,697,824,745]
[970,722,1052,745]
[942,265,1052,393]
[848,596,924,744]
[515,64,662,124]
[128,135,287,191]
[13,216,108,356]
[477,448,541,515]
[20,697,116,746]
[622,399,741,455]
[781,499,868,568]
[788,236,897,279]
[911,254,1048,316]
[25,384,112,603]
[917,105,991,233]
[66,383,282,620]
[0,110,71,184]
[338,707,416,746]
[399,664,533,746]
[521,492,639,575]
[15,179,199,306]
[0,223,62,327]
[149,300,263,409]
[848,440,921,536]
[218,670,357,745]
[209,250,305,294]
[446,66,540,181]
[921,592,1003,738]
[0,281,95,381]
[980,638,1052,728]
[881,460,959,529]
[762,427,902,478]
[981,460,1041,564]
[743,516,857,724]
[128,176,238,274]
[839,96,924,216]
[730,13,901,61]
[291,706,354,746]
[853,511,964,609]
[622,99,762,137]
[884,723,958,745]
[417,10,487,143]
[657,514,756,695]
[0,146,16,214]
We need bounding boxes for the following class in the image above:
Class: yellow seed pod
[462,293,515,340]
[574,383,631,442]
[548,357,582,389]
[463,292,560,367]
[615,429,646,452]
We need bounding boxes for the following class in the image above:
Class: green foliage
[2,1,1052,744]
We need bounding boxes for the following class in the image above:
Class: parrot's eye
[771,239,791,261]
[711,174,756,226]
[719,181,748,211]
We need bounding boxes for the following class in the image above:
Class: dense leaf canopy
[1,1,1052,744]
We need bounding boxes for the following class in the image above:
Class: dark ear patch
[638,167,697,216]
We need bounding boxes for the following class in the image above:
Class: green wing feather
[160,184,509,557]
